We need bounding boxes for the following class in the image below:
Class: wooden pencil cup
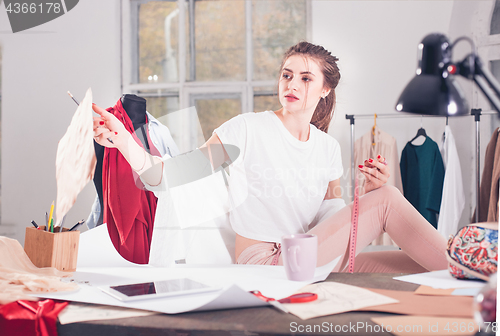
[24,226,80,272]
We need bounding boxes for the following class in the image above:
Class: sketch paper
[394,270,484,289]
[55,87,96,225]
[281,282,398,320]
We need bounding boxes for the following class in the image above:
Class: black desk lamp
[396,33,500,223]
[396,33,500,116]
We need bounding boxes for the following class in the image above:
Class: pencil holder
[24,226,80,272]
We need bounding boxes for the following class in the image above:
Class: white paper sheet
[36,256,339,314]
[35,281,265,314]
[52,216,341,314]
[394,270,485,289]
[452,288,481,296]
[77,225,138,268]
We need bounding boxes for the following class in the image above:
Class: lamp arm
[473,75,500,113]
[474,56,500,98]
[458,53,500,114]
[474,56,500,114]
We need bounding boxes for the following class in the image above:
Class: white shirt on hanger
[438,125,465,239]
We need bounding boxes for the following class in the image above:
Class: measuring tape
[348,159,386,273]
[348,175,360,273]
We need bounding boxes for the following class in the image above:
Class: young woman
[93,42,448,272]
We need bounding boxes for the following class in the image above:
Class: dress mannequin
[121,94,150,152]
[92,94,149,226]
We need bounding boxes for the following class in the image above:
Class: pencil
[67,90,114,144]
[69,220,85,232]
[59,215,66,233]
[30,220,39,229]
[48,201,54,232]
[67,91,80,105]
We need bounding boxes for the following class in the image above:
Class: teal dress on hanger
[400,136,445,229]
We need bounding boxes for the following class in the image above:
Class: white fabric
[214,111,343,242]
[142,152,235,266]
[0,237,78,304]
[437,125,465,239]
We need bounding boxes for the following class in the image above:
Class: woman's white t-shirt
[214,111,343,242]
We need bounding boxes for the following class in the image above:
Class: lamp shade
[396,34,469,116]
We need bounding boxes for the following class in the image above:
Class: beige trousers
[237,185,447,273]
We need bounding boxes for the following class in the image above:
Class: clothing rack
[345,110,497,223]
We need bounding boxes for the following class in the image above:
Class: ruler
[348,175,360,273]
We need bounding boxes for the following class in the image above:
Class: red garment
[0,300,68,336]
[103,99,161,264]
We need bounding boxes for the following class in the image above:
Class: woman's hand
[92,103,163,185]
[358,155,390,194]
[92,104,128,149]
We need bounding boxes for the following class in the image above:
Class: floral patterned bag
[446,223,498,281]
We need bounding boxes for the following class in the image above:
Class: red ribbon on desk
[0,299,68,336]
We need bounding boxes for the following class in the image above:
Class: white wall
[0,0,122,241]
[0,0,494,243]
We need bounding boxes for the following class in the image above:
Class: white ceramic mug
[281,234,318,281]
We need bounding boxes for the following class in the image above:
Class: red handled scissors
[250,290,318,304]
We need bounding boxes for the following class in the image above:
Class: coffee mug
[281,234,318,281]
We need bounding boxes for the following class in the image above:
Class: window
[491,0,500,35]
[124,0,309,151]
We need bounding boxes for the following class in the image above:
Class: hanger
[410,116,427,143]
[410,127,427,143]
[443,117,447,142]
[442,117,450,142]
[372,114,377,146]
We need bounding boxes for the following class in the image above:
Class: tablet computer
[99,278,220,302]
